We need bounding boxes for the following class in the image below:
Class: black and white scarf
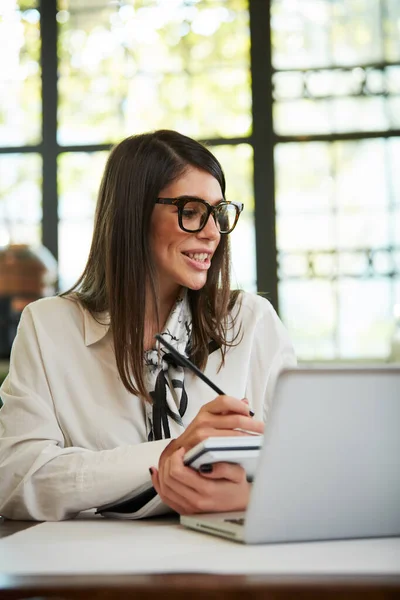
[144,293,192,441]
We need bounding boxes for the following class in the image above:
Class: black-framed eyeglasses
[155,196,244,234]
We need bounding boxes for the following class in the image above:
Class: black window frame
[1,0,399,318]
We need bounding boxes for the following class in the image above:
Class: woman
[0,130,296,521]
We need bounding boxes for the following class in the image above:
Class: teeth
[186,252,208,262]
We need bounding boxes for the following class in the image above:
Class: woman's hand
[159,395,264,469]
[150,447,251,515]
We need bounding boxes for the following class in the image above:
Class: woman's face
[150,167,222,302]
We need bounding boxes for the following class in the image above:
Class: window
[56,0,256,291]
[1,0,399,361]
[0,0,41,246]
[272,0,400,360]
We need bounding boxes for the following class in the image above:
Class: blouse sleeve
[245,297,297,422]
[0,308,171,521]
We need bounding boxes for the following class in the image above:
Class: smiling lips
[182,251,212,270]
[185,252,209,262]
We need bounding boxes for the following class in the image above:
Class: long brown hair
[62,130,241,401]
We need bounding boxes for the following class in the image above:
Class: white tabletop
[1,513,399,576]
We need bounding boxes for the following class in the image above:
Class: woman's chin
[184,274,208,291]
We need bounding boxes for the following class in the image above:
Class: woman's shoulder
[232,290,277,323]
[22,295,109,347]
[231,291,296,366]
[20,296,88,338]
[23,294,83,321]
[231,291,293,347]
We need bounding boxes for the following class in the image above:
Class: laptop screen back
[245,367,400,544]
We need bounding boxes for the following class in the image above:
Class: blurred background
[1,0,400,379]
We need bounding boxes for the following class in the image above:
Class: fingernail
[149,467,153,476]
[199,464,213,473]
[241,398,249,404]
[249,410,255,417]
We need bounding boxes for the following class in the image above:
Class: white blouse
[0,292,296,521]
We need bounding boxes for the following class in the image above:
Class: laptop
[180,366,400,544]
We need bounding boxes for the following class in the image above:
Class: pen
[154,333,225,395]
[154,334,260,434]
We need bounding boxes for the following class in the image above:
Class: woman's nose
[197,213,220,240]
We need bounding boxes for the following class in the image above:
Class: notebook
[181,366,400,544]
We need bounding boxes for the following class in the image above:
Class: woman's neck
[144,286,184,351]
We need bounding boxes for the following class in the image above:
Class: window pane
[338,279,392,358]
[279,279,336,359]
[271,0,331,69]
[277,214,335,251]
[275,139,398,360]
[272,0,383,69]
[334,140,387,209]
[275,142,333,214]
[394,208,400,245]
[331,0,381,65]
[211,143,256,292]
[274,95,390,137]
[332,97,388,133]
[389,138,400,207]
[274,99,332,136]
[385,0,400,61]
[272,1,398,361]
[337,212,389,249]
[272,2,398,135]
[58,152,107,290]
[57,0,250,144]
[58,221,94,292]
[0,1,41,146]
[388,97,400,129]
[0,153,42,246]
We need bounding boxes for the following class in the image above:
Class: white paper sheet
[1,513,399,576]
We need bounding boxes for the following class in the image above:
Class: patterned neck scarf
[144,292,192,441]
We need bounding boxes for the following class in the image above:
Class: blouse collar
[82,308,110,346]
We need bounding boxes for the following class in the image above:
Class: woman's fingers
[166,395,262,456]
[177,428,259,455]
[165,448,216,494]
[153,393,261,515]
[172,424,263,456]
[150,465,196,514]
[185,412,263,439]
[152,449,214,514]
[209,414,264,434]
[202,395,254,417]
[165,448,202,492]
[161,473,205,511]
[150,466,162,496]
[198,462,246,483]
[153,447,252,514]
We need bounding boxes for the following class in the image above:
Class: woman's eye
[182,209,197,219]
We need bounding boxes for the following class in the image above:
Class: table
[1,517,399,600]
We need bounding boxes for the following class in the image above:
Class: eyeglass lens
[181,201,237,233]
